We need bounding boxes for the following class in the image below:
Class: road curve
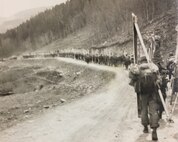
[0,58,177,142]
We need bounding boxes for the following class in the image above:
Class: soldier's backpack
[139,63,157,94]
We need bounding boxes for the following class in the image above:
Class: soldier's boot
[143,126,149,133]
[152,128,158,141]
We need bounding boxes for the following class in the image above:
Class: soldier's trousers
[141,93,159,129]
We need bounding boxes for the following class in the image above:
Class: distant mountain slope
[34,7,176,61]
[0,7,49,33]
[0,0,174,58]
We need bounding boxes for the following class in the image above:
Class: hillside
[142,8,177,58]
[0,7,50,33]
[34,7,176,59]
[0,0,175,58]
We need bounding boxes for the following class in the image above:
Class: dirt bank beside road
[0,58,115,131]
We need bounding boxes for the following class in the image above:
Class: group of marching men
[129,36,178,141]
[57,51,132,67]
[22,49,133,67]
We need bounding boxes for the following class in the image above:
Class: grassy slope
[34,26,94,53]
[28,8,177,59]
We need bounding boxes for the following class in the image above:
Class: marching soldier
[129,56,160,141]
[158,69,169,119]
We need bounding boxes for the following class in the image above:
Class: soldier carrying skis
[129,56,160,141]
[130,13,172,141]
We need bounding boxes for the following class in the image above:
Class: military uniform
[129,56,160,140]
[137,57,160,141]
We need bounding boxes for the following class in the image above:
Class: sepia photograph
[0,0,178,141]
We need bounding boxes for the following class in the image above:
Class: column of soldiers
[129,35,178,141]
[57,50,132,67]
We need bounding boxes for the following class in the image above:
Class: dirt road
[0,58,178,142]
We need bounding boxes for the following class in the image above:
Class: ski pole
[157,83,174,123]
[170,92,178,119]
[170,78,175,105]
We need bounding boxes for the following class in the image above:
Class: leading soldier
[129,56,160,141]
